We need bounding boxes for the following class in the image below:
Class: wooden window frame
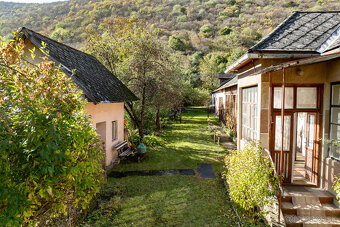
[241,86,258,141]
[329,82,340,160]
[272,84,323,113]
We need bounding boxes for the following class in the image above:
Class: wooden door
[272,113,294,183]
[305,113,317,183]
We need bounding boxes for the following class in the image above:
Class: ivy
[0,36,104,225]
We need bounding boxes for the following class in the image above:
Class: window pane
[307,115,315,149]
[112,121,117,141]
[331,107,340,124]
[332,84,340,105]
[242,86,258,140]
[274,115,291,151]
[297,87,317,108]
[330,124,340,160]
[273,87,294,109]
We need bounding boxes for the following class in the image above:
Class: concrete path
[197,164,215,179]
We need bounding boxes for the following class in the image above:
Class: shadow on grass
[84,175,238,226]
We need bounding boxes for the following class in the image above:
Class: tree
[168,36,186,51]
[0,37,104,225]
[198,55,220,90]
[86,17,181,138]
[199,24,214,37]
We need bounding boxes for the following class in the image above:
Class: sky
[0,0,67,3]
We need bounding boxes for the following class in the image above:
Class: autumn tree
[86,17,183,138]
[0,37,104,226]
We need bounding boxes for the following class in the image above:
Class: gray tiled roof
[250,11,340,53]
[21,27,138,103]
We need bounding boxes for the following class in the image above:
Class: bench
[119,147,132,157]
[114,141,127,150]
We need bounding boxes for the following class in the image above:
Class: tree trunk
[139,84,146,139]
[124,103,143,140]
[156,106,160,131]
[179,105,182,123]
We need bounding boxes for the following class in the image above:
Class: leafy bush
[223,143,278,219]
[0,38,104,225]
[168,35,187,51]
[333,177,340,200]
[219,26,232,35]
[191,51,204,66]
[177,15,188,23]
[142,134,166,147]
[199,24,214,37]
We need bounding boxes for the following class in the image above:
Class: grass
[82,107,239,226]
[111,107,227,173]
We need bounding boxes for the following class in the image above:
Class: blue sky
[0,0,67,3]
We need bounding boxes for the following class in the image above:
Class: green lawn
[82,107,239,226]
[111,107,226,173]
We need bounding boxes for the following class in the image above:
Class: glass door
[272,113,294,183]
[305,113,317,183]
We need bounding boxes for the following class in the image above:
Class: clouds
[0,0,67,3]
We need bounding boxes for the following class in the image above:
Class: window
[274,115,291,151]
[273,87,294,109]
[297,87,317,109]
[112,121,117,141]
[330,83,340,160]
[242,86,258,140]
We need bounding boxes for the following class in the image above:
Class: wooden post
[279,68,286,224]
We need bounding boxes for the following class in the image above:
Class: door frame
[271,112,294,183]
[269,84,323,186]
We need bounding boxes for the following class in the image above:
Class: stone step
[282,202,340,216]
[282,195,334,204]
[285,215,340,227]
[294,162,305,168]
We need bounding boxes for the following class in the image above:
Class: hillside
[0,0,339,72]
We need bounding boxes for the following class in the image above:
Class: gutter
[225,52,319,74]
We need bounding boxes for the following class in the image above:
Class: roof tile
[21,28,137,103]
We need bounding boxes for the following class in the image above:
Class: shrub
[199,24,214,37]
[176,15,188,23]
[223,143,278,219]
[142,134,166,147]
[219,26,232,35]
[333,177,340,200]
[191,51,204,66]
[168,36,186,51]
[0,38,104,225]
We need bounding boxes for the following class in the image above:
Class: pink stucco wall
[85,102,125,168]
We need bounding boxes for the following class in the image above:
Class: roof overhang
[225,52,320,74]
[260,51,340,74]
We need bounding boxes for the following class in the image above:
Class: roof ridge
[21,27,97,61]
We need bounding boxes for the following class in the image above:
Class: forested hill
[0,0,339,72]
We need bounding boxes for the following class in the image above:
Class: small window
[297,87,317,109]
[273,87,294,109]
[112,121,117,141]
